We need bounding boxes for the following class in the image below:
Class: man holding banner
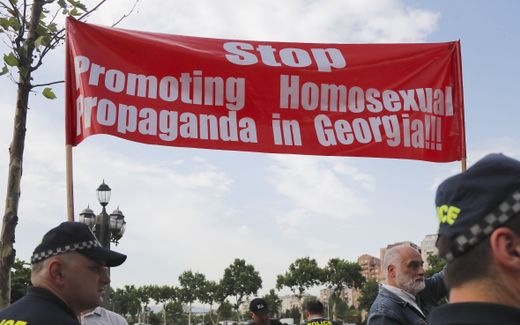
[367,243,447,325]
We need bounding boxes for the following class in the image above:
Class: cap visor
[253,310,269,315]
[80,246,127,267]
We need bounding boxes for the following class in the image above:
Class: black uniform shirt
[428,302,520,325]
[0,286,80,325]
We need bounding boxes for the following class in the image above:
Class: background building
[420,234,439,269]
[280,294,313,314]
[357,254,381,281]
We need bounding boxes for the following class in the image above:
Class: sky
[1,0,519,299]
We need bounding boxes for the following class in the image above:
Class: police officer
[0,222,127,324]
[249,298,282,325]
[304,300,340,325]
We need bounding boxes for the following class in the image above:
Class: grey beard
[397,274,426,295]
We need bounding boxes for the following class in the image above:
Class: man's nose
[101,267,111,284]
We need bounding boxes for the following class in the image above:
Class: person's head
[30,222,127,315]
[435,153,520,306]
[249,298,270,325]
[383,243,425,295]
[305,300,324,319]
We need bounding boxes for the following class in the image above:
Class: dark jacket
[0,286,80,325]
[428,302,520,325]
[367,271,447,325]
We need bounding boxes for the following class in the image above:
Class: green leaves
[59,0,87,16]
[0,17,21,32]
[42,87,56,99]
[0,65,8,76]
[3,53,18,67]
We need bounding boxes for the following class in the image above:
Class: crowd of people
[0,153,519,325]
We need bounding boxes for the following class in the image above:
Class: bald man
[367,244,447,325]
[0,222,126,325]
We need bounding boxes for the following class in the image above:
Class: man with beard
[367,244,447,325]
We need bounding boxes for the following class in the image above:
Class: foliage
[0,0,137,306]
[276,257,324,296]
[276,257,323,324]
[220,258,262,321]
[357,280,379,312]
[263,289,282,318]
[324,258,365,290]
[281,306,301,323]
[179,270,208,325]
[0,0,90,95]
[199,280,228,325]
[10,259,31,303]
[110,285,142,323]
[323,258,365,320]
[217,300,234,320]
[165,300,186,325]
[425,253,446,277]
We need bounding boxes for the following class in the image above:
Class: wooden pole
[66,144,74,221]
[461,158,467,172]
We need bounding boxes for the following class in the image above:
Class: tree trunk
[188,302,192,325]
[0,0,45,307]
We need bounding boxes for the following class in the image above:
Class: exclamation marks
[436,117,442,150]
[424,115,442,151]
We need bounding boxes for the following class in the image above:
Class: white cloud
[267,155,373,227]
[89,0,439,43]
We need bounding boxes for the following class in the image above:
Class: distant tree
[218,300,234,320]
[148,310,162,325]
[179,271,208,325]
[343,306,361,324]
[282,306,301,324]
[200,280,227,325]
[165,300,186,325]
[10,259,31,303]
[0,0,136,307]
[332,295,349,322]
[110,285,141,323]
[138,285,156,324]
[220,258,262,321]
[263,289,282,318]
[276,257,323,324]
[148,285,177,325]
[425,253,446,277]
[323,258,365,320]
[357,280,379,312]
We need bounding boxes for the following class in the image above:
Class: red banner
[65,18,465,162]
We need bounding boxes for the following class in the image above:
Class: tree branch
[111,0,139,27]
[8,0,24,48]
[31,79,64,88]
[78,0,108,21]
[30,30,65,71]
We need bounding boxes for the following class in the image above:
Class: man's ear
[490,227,520,270]
[48,258,65,284]
[388,264,396,278]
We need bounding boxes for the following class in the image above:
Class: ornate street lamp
[78,180,126,248]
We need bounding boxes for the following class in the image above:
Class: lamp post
[78,180,126,305]
[78,180,127,248]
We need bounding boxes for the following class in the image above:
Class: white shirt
[381,284,424,317]
[81,306,129,325]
